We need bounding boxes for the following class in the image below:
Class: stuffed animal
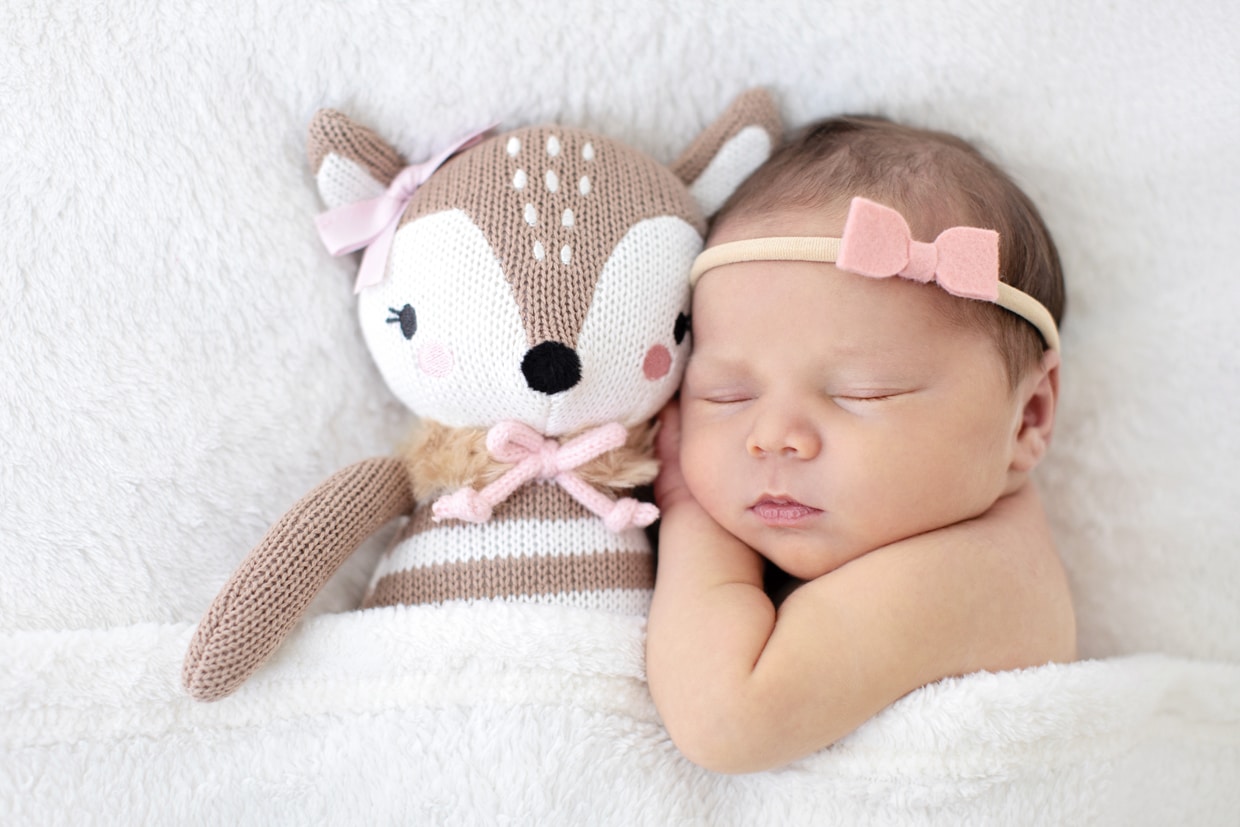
[182,90,781,701]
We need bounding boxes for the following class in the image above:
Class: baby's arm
[645,403,1075,774]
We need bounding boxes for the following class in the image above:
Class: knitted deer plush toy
[182,89,781,701]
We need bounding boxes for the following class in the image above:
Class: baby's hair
[712,116,1065,385]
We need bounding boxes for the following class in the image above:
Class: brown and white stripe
[362,482,654,614]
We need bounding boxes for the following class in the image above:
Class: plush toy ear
[670,89,782,218]
[306,109,408,209]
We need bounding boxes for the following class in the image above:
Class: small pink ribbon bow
[836,197,1000,301]
[432,421,660,533]
[314,125,493,293]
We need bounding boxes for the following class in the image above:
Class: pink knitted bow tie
[835,197,1000,301]
[314,125,492,293]
[432,421,660,533]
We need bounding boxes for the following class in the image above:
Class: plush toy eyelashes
[386,304,417,340]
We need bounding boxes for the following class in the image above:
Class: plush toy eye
[386,305,417,340]
[674,311,690,345]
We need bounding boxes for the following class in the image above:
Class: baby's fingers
[654,400,691,508]
[656,399,682,462]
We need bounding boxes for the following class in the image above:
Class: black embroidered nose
[521,341,582,394]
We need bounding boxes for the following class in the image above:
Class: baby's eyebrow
[684,351,751,373]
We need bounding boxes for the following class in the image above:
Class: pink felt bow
[432,421,660,533]
[835,197,1000,301]
[314,126,492,293]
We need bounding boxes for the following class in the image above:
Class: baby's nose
[746,410,821,459]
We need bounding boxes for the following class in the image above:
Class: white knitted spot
[578,176,590,196]
[513,169,527,189]
[546,135,560,156]
[562,208,574,228]
[560,245,572,265]
[533,241,545,260]
[582,142,594,161]
[524,203,537,226]
[545,170,559,192]
[506,137,520,156]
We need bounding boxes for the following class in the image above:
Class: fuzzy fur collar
[399,419,659,504]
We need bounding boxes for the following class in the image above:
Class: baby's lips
[750,495,823,525]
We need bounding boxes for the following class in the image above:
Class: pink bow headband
[689,197,1060,351]
[315,125,494,293]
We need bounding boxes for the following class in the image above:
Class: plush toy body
[183,90,780,701]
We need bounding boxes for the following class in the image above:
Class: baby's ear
[1011,349,1061,473]
[670,89,782,218]
[307,109,408,209]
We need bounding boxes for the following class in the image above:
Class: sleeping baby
[646,114,1076,773]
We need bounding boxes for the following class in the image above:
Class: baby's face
[680,209,1023,580]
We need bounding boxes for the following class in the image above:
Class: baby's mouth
[750,496,823,525]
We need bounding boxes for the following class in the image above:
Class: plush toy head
[181,93,782,702]
[304,90,781,612]
[308,91,781,438]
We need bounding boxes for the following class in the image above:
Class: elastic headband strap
[689,237,841,283]
[689,197,1060,352]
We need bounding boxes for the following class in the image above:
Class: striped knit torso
[362,482,655,615]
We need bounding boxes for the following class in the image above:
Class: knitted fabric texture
[672,91,774,183]
[363,482,655,613]
[308,110,404,197]
[365,419,661,612]
[183,90,781,700]
[400,126,704,349]
[183,457,414,701]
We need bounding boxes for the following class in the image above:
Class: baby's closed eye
[682,379,756,405]
[833,389,904,402]
[701,392,756,405]
[829,387,920,414]
[681,365,753,405]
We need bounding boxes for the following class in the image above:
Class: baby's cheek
[678,426,732,514]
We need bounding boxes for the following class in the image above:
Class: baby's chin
[743,530,869,582]
[768,554,851,583]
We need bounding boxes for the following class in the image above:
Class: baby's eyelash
[834,389,913,404]
[681,385,747,404]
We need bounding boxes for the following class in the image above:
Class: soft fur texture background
[3,0,1239,823]
[5,0,1239,658]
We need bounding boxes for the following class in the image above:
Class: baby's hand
[654,399,694,511]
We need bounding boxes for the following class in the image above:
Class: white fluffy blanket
[5,604,1240,823]
[3,0,1239,823]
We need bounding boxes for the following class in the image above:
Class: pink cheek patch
[417,342,454,378]
[642,344,672,381]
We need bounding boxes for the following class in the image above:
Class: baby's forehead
[708,203,850,247]
[708,195,973,250]
[687,259,985,358]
